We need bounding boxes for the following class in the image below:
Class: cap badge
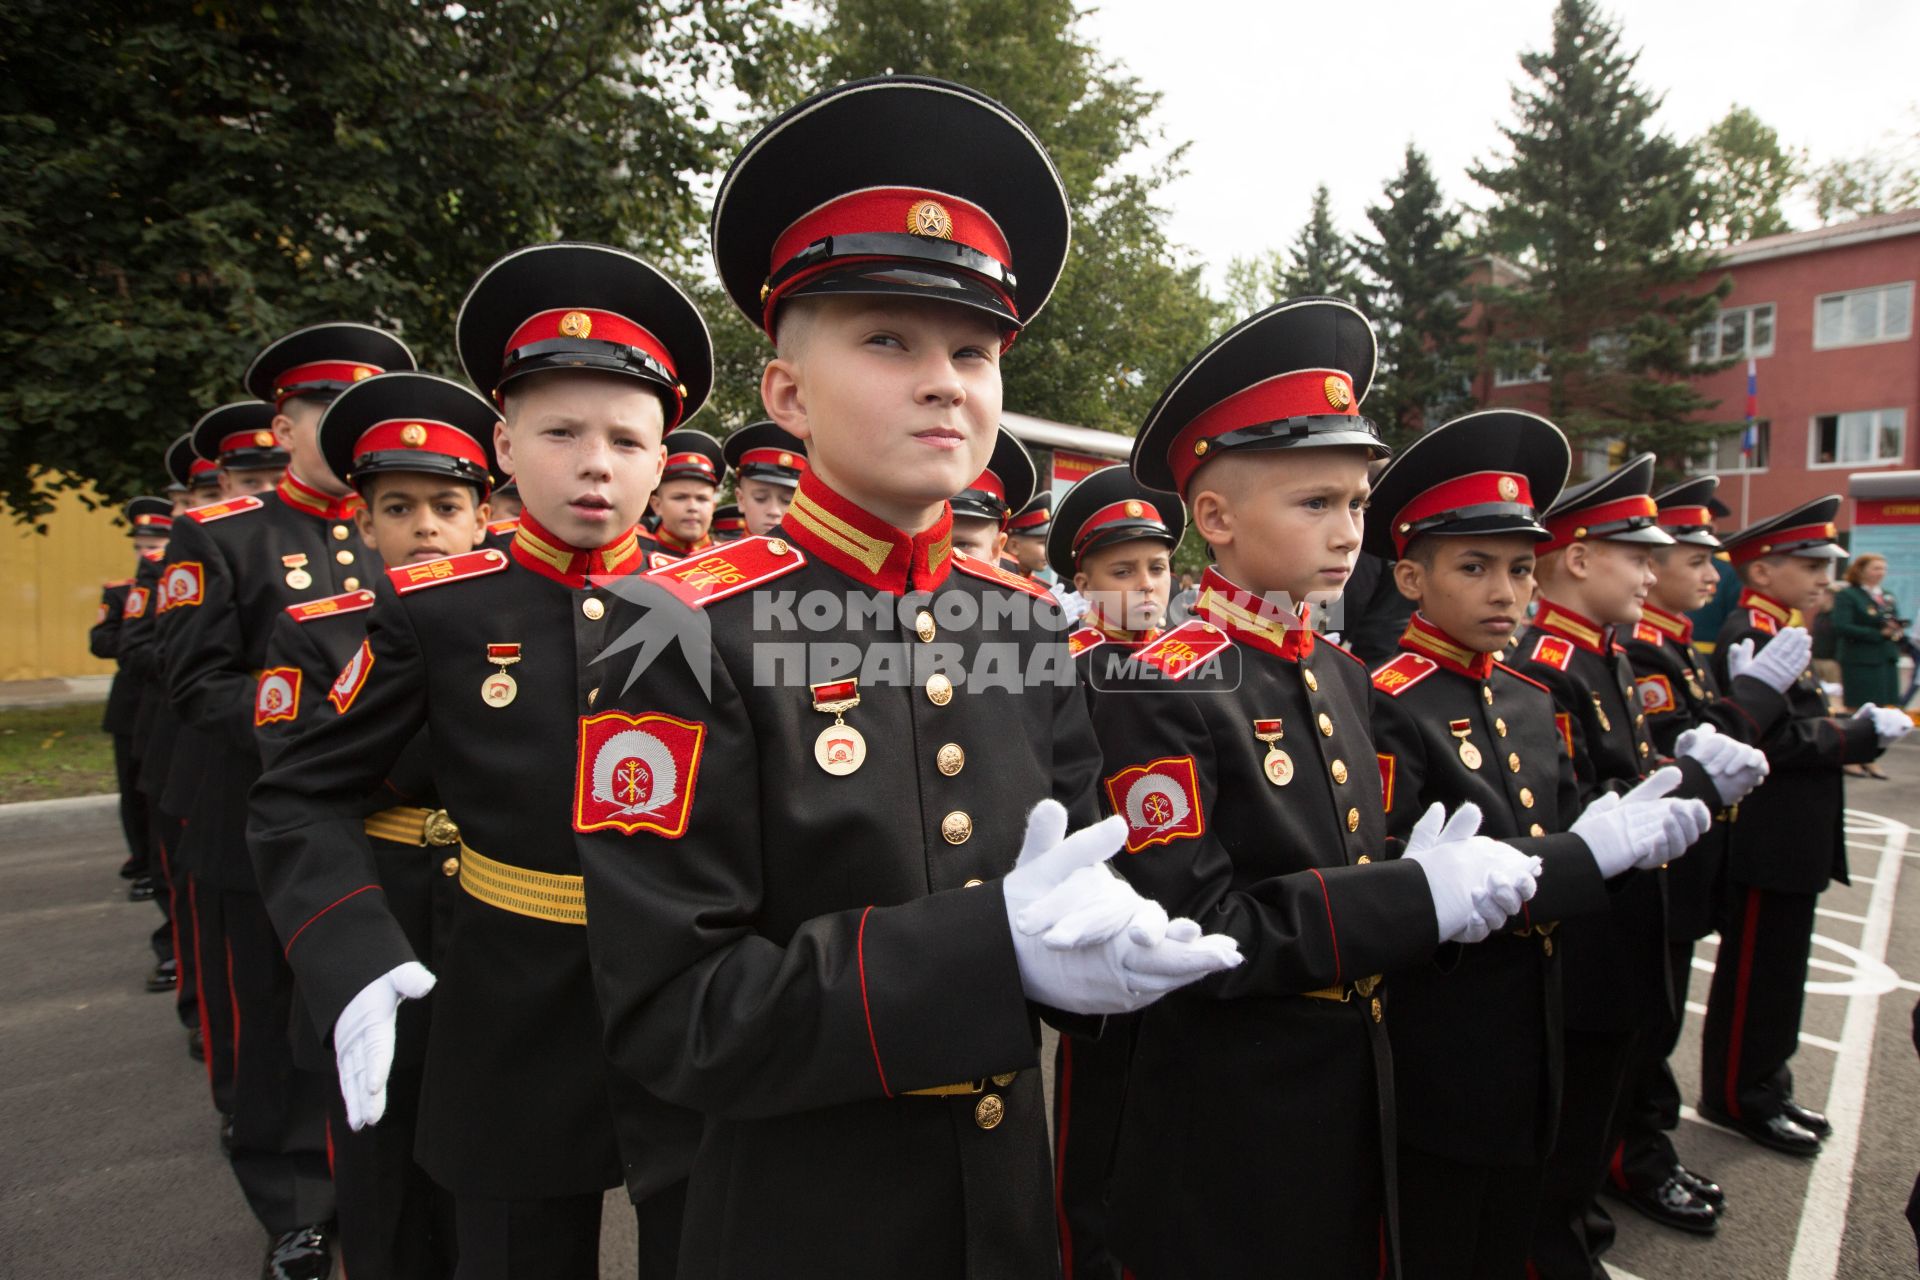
[1125,500,1145,518]
[400,424,428,447]
[778,452,794,467]
[1498,475,1520,502]
[907,199,954,240]
[253,431,276,448]
[352,367,374,381]
[1323,375,1352,410]
[559,311,594,339]
[1824,522,1837,537]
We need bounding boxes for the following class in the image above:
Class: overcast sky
[1081,0,1920,285]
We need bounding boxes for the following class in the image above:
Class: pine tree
[1695,106,1800,246]
[1471,0,1731,471]
[1280,185,1361,302]
[1355,145,1473,448]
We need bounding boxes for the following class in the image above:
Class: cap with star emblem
[722,420,808,489]
[1538,453,1674,554]
[1363,410,1570,561]
[711,504,747,541]
[1651,475,1731,548]
[124,495,173,538]
[456,242,713,430]
[190,401,287,472]
[317,371,501,496]
[1131,297,1386,497]
[660,429,725,488]
[243,323,417,408]
[1046,463,1185,580]
[1722,494,1846,565]
[165,432,220,491]
[1007,491,1053,539]
[712,76,1071,342]
[950,429,1036,525]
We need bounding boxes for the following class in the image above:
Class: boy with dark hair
[721,419,807,537]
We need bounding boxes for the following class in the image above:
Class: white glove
[1674,722,1769,805]
[1003,800,1241,1014]
[1571,768,1714,876]
[1402,802,1542,944]
[1855,702,1914,744]
[1726,626,1812,694]
[333,961,435,1130]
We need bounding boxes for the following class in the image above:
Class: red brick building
[1473,209,1920,532]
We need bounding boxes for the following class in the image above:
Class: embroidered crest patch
[1103,756,1206,853]
[573,711,707,837]
[254,667,302,725]
[158,561,204,612]
[1636,673,1676,715]
[327,639,374,714]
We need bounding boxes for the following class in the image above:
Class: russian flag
[1742,358,1758,457]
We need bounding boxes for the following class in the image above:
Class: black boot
[261,1224,333,1280]
[1603,1171,1721,1235]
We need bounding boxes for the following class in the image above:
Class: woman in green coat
[1833,552,1904,717]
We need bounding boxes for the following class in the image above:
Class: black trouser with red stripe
[327,1058,455,1279]
[1701,884,1818,1122]
[1052,1020,1136,1280]
[1528,1025,1640,1280]
[1607,940,1697,1194]
[189,873,236,1114]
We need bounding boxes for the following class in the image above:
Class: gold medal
[1254,718,1292,786]
[1450,719,1482,770]
[483,643,521,708]
[811,680,866,776]
[281,553,311,591]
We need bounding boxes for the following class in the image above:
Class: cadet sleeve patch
[644,536,808,609]
[1377,753,1396,812]
[124,586,150,619]
[1530,634,1574,671]
[1635,673,1676,715]
[1135,620,1232,681]
[1066,626,1105,657]
[573,710,707,837]
[94,601,108,625]
[1746,608,1779,636]
[1370,651,1438,696]
[327,639,374,714]
[951,550,1059,605]
[288,589,376,623]
[157,561,204,612]
[184,494,264,523]
[1555,711,1575,759]
[1103,756,1206,853]
[254,667,302,726]
[388,548,509,595]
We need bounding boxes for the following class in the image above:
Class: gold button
[1635,713,1645,725]
[586,687,599,707]
[1483,686,1494,705]
[1519,787,1535,809]
[963,878,984,888]
[335,549,354,565]
[1303,669,1318,692]
[1495,718,1507,737]
[1330,759,1348,784]
[1356,855,1371,865]
[1317,712,1334,737]
[1200,622,1218,633]
[1508,752,1521,773]
[941,811,972,844]
[936,743,965,776]
[331,525,350,541]
[1543,937,1554,957]
[440,857,459,877]
[768,538,790,555]
[991,1072,1017,1087]
[342,577,359,591]
[582,597,605,620]
[926,673,953,706]
[1346,807,1360,832]
[915,610,936,643]
[975,1094,1004,1130]
[1639,741,1650,756]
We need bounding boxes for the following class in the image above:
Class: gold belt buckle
[422,809,461,846]
[1352,974,1382,999]
[903,1072,1018,1097]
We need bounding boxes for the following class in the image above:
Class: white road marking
[1787,809,1907,1280]
[1816,907,1869,924]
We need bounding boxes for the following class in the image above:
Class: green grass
[0,703,116,803]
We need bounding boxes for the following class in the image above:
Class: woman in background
[1834,553,1902,777]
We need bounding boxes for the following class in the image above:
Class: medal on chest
[1449,718,1483,769]
[811,679,867,776]
[482,643,520,708]
[1253,718,1293,786]
[282,553,311,591]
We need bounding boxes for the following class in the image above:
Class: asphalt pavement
[3,744,1919,1278]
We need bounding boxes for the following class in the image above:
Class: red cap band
[664,452,717,480]
[188,458,220,480]
[219,428,283,458]
[963,468,1006,504]
[1391,470,1536,555]
[353,418,490,473]
[273,360,383,405]
[1540,494,1659,554]
[737,446,807,475]
[1730,520,1840,565]
[1008,505,1050,532]
[1169,368,1359,494]
[1073,499,1169,558]
[132,513,174,531]
[1658,505,1714,528]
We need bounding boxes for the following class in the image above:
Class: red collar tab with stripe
[1399,612,1495,680]
[277,471,361,522]
[510,511,644,588]
[778,470,954,596]
[1738,587,1792,626]
[652,527,716,557]
[1192,566,1315,663]
[1083,609,1157,645]
[1531,598,1613,655]
[1638,602,1694,645]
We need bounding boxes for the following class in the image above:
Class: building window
[1693,304,1775,362]
[1813,283,1912,349]
[1693,421,1770,474]
[1493,338,1547,387]
[1809,408,1906,468]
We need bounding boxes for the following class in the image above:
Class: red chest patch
[327,639,374,714]
[254,667,302,726]
[645,536,807,609]
[1371,651,1438,697]
[1103,756,1206,853]
[573,711,707,838]
[1530,634,1574,671]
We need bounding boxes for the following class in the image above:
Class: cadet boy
[645,426,722,564]
[1516,454,1769,1279]
[249,243,713,1277]
[947,428,1036,563]
[1699,496,1909,1153]
[720,418,807,536]
[1045,462,1185,1280]
[575,76,1240,1279]
[1606,476,1808,1232]
[1364,411,1710,1277]
[1005,490,1054,584]
[93,495,172,893]
[709,503,746,540]
[1089,298,1545,1278]
[253,371,504,1280]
